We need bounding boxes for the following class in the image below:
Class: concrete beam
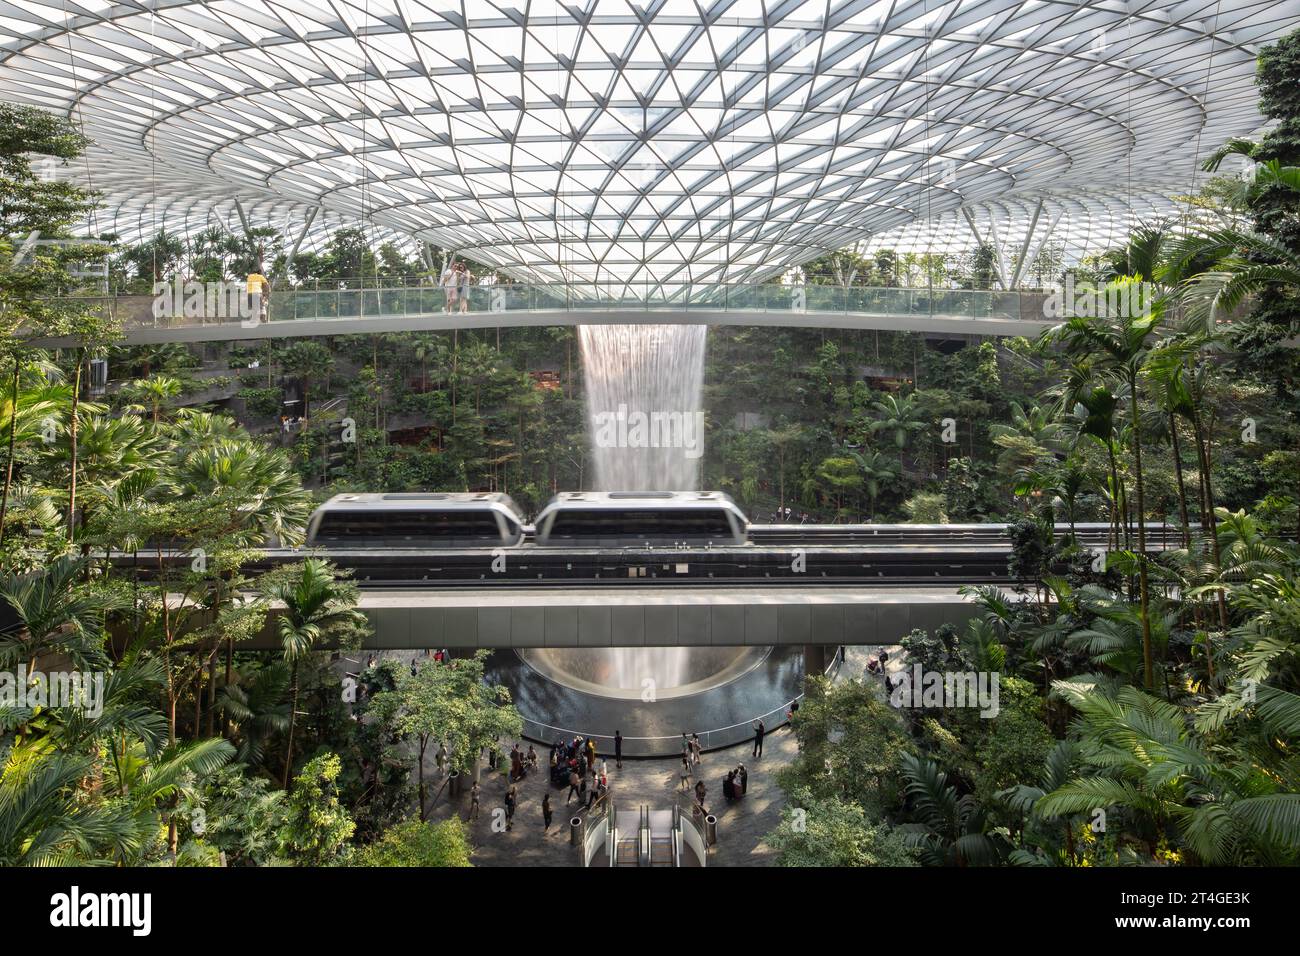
[239,587,985,651]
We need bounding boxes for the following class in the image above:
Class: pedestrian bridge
[30,282,1053,346]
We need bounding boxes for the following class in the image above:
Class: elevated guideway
[29,282,1054,346]
[118,523,1171,649]
[317,585,989,650]
[115,523,1173,592]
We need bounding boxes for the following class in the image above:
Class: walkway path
[374,643,899,867]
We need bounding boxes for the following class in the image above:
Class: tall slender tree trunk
[67,350,84,541]
[224,637,235,739]
[1169,414,1192,549]
[1191,411,1229,631]
[1130,385,1155,690]
[0,356,21,550]
[1106,446,1121,552]
[418,739,428,821]
[1169,412,1207,637]
[283,661,300,789]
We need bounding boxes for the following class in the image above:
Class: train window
[546,508,733,539]
[314,510,505,544]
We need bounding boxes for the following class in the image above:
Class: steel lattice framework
[2,0,1298,284]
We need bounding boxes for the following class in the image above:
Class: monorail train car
[534,491,749,547]
[304,493,525,548]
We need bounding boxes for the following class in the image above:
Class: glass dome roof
[2,0,1297,283]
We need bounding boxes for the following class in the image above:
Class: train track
[108,523,1176,589]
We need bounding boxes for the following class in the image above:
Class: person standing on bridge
[457,262,473,313]
[441,260,459,313]
[752,719,765,758]
[246,268,270,323]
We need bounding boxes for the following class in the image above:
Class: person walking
[469,780,480,821]
[679,753,692,791]
[690,732,702,768]
[752,719,765,758]
[504,785,517,831]
[566,769,581,804]
[543,792,553,832]
[614,730,623,769]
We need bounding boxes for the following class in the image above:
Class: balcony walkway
[29,283,1054,345]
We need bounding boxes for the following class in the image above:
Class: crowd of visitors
[552,736,609,812]
[351,652,796,849]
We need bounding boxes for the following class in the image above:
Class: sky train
[303,490,750,548]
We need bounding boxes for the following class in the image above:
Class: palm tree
[998,740,1083,865]
[47,413,166,524]
[1037,682,1300,865]
[989,400,1064,476]
[171,433,314,737]
[0,751,139,865]
[123,375,182,423]
[868,393,925,468]
[216,661,292,769]
[0,555,122,673]
[897,753,1007,865]
[105,737,237,858]
[1169,158,1300,541]
[172,435,314,548]
[1046,290,1163,690]
[0,366,69,547]
[1013,457,1090,535]
[846,448,899,519]
[258,560,366,788]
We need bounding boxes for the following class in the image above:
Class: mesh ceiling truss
[2,0,1298,284]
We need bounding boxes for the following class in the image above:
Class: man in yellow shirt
[246,272,270,322]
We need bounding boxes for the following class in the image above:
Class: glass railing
[264,282,1043,323]
[33,282,1051,335]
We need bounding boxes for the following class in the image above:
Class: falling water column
[577,324,708,492]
